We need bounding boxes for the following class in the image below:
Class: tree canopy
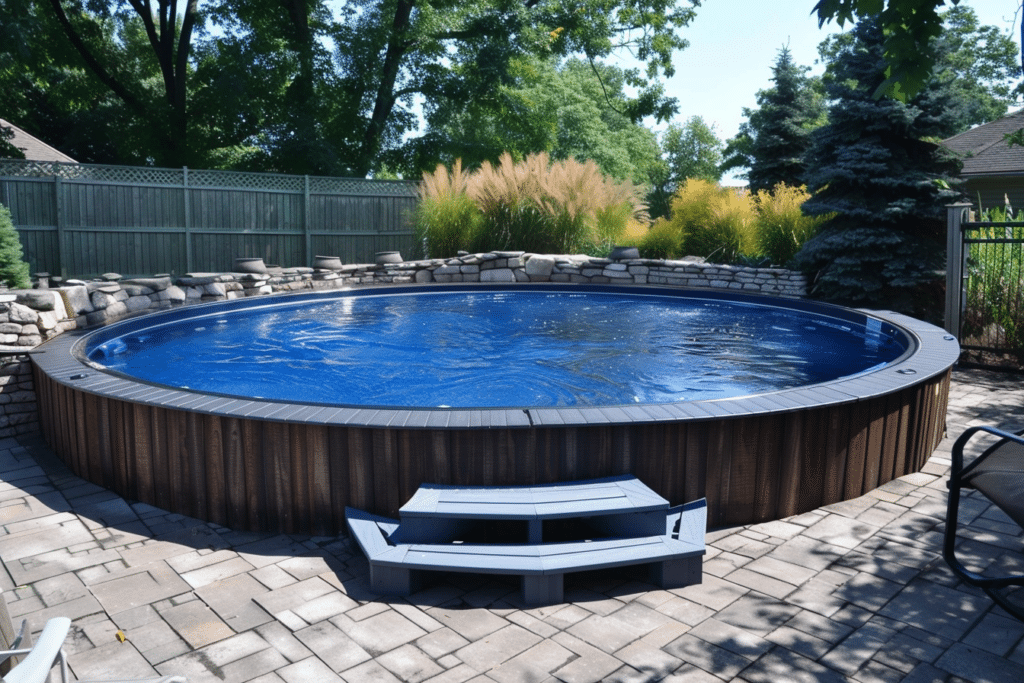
[720,47,825,193]
[795,17,963,318]
[816,5,1022,133]
[647,116,723,220]
[0,0,700,175]
[933,4,1023,129]
[411,57,665,184]
[813,0,954,98]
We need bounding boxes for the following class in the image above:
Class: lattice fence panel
[308,176,418,196]
[0,160,185,185]
[0,160,418,197]
[187,169,305,192]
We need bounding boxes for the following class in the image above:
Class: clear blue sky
[606,0,1023,183]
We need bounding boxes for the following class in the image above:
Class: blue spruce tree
[795,18,962,320]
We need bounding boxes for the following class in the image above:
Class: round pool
[81,287,911,409]
[32,283,959,534]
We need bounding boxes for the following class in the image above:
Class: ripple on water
[86,290,908,408]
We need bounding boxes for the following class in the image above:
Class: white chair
[0,618,185,683]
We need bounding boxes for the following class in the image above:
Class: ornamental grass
[413,153,646,257]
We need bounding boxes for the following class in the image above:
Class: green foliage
[962,222,1024,363]
[817,6,1023,135]
[647,116,723,220]
[933,5,1022,129]
[667,178,721,240]
[638,219,682,259]
[753,184,832,266]
[961,198,1024,362]
[2,0,698,175]
[796,17,962,319]
[412,153,646,256]
[813,0,949,99]
[651,179,755,263]
[722,48,825,193]
[683,189,757,264]
[414,58,666,185]
[662,116,724,185]
[637,180,823,265]
[414,195,482,260]
[0,204,31,290]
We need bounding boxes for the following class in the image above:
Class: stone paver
[1,368,1023,683]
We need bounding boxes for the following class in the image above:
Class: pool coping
[31,282,962,429]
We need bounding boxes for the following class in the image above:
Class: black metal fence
[946,204,1024,369]
[0,160,420,278]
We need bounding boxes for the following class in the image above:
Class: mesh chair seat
[961,438,1024,529]
[944,426,1024,621]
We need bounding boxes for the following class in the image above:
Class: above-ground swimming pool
[33,284,959,534]
[83,287,911,408]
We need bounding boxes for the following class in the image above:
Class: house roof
[942,110,1024,177]
[0,118,77,163]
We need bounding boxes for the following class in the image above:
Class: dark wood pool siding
[33,365,951,535]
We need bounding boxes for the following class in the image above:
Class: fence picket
[0,160,418,277]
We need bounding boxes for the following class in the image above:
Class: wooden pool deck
[0,367,1022,682]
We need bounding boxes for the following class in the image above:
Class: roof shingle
[942,110,1024,177]
[0,118,77,163]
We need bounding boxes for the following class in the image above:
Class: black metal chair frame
[944,425,1024,620]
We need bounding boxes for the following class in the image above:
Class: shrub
[638,218,682,259]
[682,188,757,263]
[668,178,721,243]
[415,153,647,255]
[752,183,832,266]
[641,180,831,266]
[656,179,757,263]
[0,204,30,290]
[413,160,481,258]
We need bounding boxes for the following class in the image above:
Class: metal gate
[946,203,1024,369]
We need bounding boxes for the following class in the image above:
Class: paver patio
[1,367,1023,682]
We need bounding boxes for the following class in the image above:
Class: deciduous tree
[1,0,701,175]
[813,0,952,98]
[647,116,723,220]
[412,58,666,185]
[816,5,1022,133]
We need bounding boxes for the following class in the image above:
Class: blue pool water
[83,288,909,409]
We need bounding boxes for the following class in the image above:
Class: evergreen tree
[0,205,31,290]
[794,18,962,320]
[720,47,824,193]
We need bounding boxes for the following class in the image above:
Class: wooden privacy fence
[0,160,420,278]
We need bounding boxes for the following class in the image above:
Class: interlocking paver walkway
[1,367,1023,682]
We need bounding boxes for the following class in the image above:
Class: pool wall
[32,284,957,534]
[34,369,949,534]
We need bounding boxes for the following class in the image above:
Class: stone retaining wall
[0,252,808,438]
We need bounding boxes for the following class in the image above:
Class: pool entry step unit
[346,475,707,605]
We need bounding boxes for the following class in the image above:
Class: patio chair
[0,617,186,683]
[0,616,31,676]
[944,425,1024,620]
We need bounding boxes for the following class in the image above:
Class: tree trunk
[356,0,415,176]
